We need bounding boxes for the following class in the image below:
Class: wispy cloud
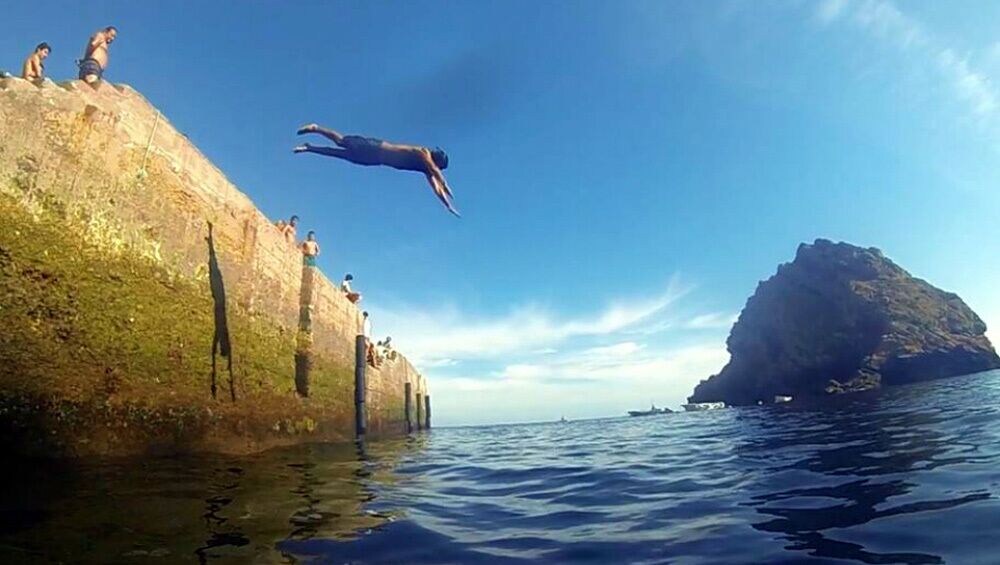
[493,342,726,385]
[368,276,738,424]
[815,0,999,128]
[937,48,997,117]
[430,343,730,425]
[816,0,849,25]
[372,276,691,366]
[684,312,738,330]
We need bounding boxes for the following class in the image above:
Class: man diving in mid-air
[294,124,458,217]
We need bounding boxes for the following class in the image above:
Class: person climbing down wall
[293,124,459,217]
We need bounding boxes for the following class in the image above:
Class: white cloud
[582,341,644,358]
[816,0,999,127]
[852,0,924,49]
[420,358,459,369]
[499,364,551,380]
[431,343,731,425]
[371,276,691,366]
[365,276,740,425]
[494,341,726,386]
[816,0,849,24]
[684,312,738,330]
[937,48,997,117]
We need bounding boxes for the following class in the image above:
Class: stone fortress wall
[0,77,428,456]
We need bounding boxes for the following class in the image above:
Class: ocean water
[2,370,999,564]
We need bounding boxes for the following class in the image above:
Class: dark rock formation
[689,240,1000,405]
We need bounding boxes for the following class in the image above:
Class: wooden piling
[404,382,414,433]
[424,394,431,430]
[415,392,423,431]
[354,335,367,438]
[295,264,315,397]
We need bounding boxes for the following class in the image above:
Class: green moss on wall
[0,185,358,455]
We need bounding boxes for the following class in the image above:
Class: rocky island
[689,239,1000,406]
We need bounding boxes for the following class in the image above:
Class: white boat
[681,402,726,412]
[628,404,673,417]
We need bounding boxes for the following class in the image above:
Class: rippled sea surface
[3,370,1000,564]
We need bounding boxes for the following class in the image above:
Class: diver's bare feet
[297,123,319,135]
[293,143,311,153]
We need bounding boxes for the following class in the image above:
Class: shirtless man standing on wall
[78,26,117,83]
[300,231,321,267]
[21,43,51,81]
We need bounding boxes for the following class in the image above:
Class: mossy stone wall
[0,78,426,456]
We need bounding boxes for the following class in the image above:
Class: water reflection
[196,466,249,563]
[2,372,999,564]
[736,384,997,564]
[0,439,419,563]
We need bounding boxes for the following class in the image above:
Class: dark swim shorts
[77,58,103,80]
[341,135,384,166]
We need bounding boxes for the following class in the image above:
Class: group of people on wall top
[8,26,116,84]
[9,25,428,373]
[276,215,392,368]
[360,312,395,368]
[9,25,460,220]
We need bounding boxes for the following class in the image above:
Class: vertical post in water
[354,334,367,438]
[295,263,315,397]
[424,394,432,430]
[415,392,423,431]
[404,382,414,434]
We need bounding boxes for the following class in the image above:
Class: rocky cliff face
[689,240,1000,405]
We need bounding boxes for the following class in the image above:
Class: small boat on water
[628,404,673,417]
[681,402,726,412]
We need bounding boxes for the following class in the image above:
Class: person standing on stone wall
[281,215,299,244]
[361,311,372,339]
[78,26,117,83]
[21,42,51,81]
[361,311,379,367]
[300,231,321,266]
[383,336,397,361]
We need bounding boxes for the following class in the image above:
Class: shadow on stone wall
[207,223,235,402]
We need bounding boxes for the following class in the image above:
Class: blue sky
[5,1,999,425]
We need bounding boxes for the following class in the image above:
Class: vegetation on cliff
[689,239,1000,405]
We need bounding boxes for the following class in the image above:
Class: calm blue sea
[2,370,999,564]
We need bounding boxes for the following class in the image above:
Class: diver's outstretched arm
[297,124,346,147]
[426,174,460,217]
[420,150,454,199]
